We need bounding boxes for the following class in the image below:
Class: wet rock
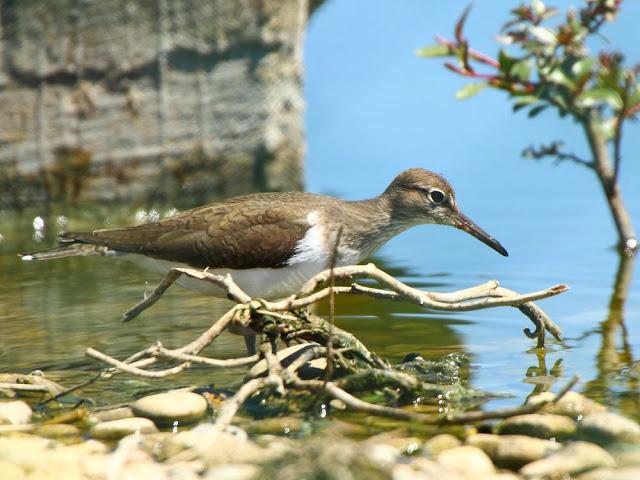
[35,424,81,439]
[576,466,640,480]
[244,416,305,435]
[466,433,561,470]
[166,424,277,466]
[496,413,576,440]
[386,437,423,455]
[607,442,640,467]
[90,406,134,423]
[576,411,640,446]
[203,464,260,480]
[526,391,605,419]
[409,457,465,480]
[0,461,25,480]
[365,444,400,469]
[519,441,615,478]
[90,417,158,440]
[424,434,461,456]
[0,401,32,425]
[132,391,208,427]
[437,445,495,478]
[393,463,432,480]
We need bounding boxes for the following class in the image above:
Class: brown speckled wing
[62,193,317,269]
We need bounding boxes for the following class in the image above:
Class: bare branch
[523,142,595,170]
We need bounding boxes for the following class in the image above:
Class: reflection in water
[524,350,563,399]
[584,252,638,412]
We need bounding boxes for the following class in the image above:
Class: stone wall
[0,0,310,209]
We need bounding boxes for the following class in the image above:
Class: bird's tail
[19,242,117,262]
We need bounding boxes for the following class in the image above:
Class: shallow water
[1,201,638,420]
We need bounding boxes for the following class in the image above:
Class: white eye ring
[428,189,446,204]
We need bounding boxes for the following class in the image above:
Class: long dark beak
[453,211,509,257]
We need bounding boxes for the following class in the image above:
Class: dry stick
[87,347,191,378]
[214,376,281,428]
[155,347,260,367]
[0,383,52,393]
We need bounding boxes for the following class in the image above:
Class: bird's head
[384,168,508,256]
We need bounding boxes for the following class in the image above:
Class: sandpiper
[21,168,507,351]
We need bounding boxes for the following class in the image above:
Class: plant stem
[583,117,637,254]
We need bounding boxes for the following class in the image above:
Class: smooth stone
[0,461,26,480]
[366,444,400,469]
[0,401,32,425]
[519,441,615,478]
[410,457,465,480]
[608,442,640,467]
[132,391,208,427]
[90,406,134,423]
[392,463,431,480]
[497,413,576,440]
[203,464,260,480]
[424,434,461,456]
[35,424,81,438]
[437,445,495,478]
[466,433,561,470]
[386,436,422,455]
[247,343,322,379]
[0,436,57,470]
[90,417,158,440]
[526,391,605,419]
[576,411,640,446]
[577,466,640,480]
[244,416,304,435]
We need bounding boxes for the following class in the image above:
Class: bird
[21,168,508,353]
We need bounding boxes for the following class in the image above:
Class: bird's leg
[244,334,257,356]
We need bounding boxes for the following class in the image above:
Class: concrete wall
[0,0,310,209]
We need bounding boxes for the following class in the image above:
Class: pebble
[90,417,158,440]
[424,434,461,456]
[0,461,25,480]
[35,424,81,439]
[576,466,640,480]
[0,401,32,425]
[244,416,304,435]
[437,445,495,478]
[466,433,561,470]
[576,411,640,446]
[526,391,605,419]
[203,464,260,480]
[392,463,431,480]
[410,457,465,480]
[496,413,576,440]
[366,444,400,469]
[519,441,615,478]
[385,437,423,455]
[607,442,640,467]
[90,406,134,423]
[132,391,208,427]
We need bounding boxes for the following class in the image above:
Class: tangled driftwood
[77,264,569,426]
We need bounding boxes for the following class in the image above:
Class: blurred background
[1,0,639,416]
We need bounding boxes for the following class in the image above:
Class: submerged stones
[131,391,208,427]
[90,417,159,440]
[496,413,577,440]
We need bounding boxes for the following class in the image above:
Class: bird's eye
[428,189,446,204]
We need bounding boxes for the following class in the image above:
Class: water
[0,198,638,419]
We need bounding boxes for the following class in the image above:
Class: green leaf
[547,67,575,89]
[571,58,595,80]
[510,59,532,82]
[529,26,557,45]
[498,49,516,73]
[512,95,539,112]
[455,82,487,100]
[528,105,548,117]
[575,88,624,110]
[416,44,451,57]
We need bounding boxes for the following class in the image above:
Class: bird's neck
[337,194,414,261]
